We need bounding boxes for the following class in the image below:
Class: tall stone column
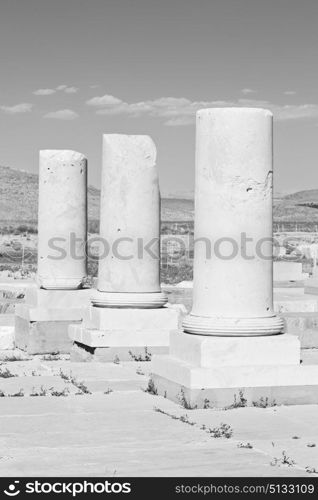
[92,134,167,308]
[37,150,87,290]
[183,108,284,335]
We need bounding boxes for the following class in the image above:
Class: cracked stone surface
[0,352,317,476]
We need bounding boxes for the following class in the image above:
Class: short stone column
[183,108,284,336]
[92,134,167,308]
[37,150,88,290]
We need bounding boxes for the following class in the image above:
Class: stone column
[37,150,87,290]
[183,108,284,335]
[92,134,167,308]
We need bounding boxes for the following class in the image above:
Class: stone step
[301,349,318,365]
[281,312,318,332]
[287,329,318,349]
[274,294,318,313]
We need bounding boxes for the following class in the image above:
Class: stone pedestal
[152,332,318,408]
[70,134,179,361]
[69,304,184,362]
[15,287,92,354]
[152,107,318,407]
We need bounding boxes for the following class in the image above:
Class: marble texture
[183,108,284,336]
[37,150,87,290]
[94,135,167,308]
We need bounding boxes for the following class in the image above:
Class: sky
[0,0,318,197]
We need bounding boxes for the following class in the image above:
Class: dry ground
[0,351,317,477]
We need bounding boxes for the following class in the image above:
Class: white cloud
[43,109,79,120]
[284,90,296,95]
[33,88,56,96]
[55,85,78,93]
[241,88,256,95]
[87,94,122,107]
[63,86,78,94]
[0,102,33,114]
[34,85,79,95]
[85,93,318,126]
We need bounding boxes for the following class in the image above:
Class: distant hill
[1,165,318,223]
[0,165,100,222]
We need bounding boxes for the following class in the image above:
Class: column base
[37,277,85,290]
[152,330,318,408]
[91,290,168,308]
[69,305,183,362]
[14,288,91,354]
[182,313,284,336]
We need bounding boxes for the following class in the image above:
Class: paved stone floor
[0,350,318,477]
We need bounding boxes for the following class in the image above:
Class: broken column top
[197,107,273,118]
[102,134,157,170]
[40,150,87,163]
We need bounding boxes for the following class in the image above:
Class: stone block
[169,330,300,368]
[69,304,184,362]
[25,287,92,308]
[274,262,306,282]
[152,354,318,408]
[0,326,15,349]
[15,315,81,354]
[87,304,183,330]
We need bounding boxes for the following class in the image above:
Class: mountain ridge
[0,165,318,223]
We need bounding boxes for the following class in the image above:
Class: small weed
[203,398,210,409]
[270,451,295,467]
[292,436,301,439]
[136,366,145,376]
[129,347,152,362]
[30,386,47,397]
[41,353,61,361]
[307,443,316,448]
[154,407,196,426]
[59,369,69,381]
[208,423,233,439]
[3,355,23,362]
[0,367,16,378]
[144,378,158,395]
[73,380,91,395]
[225,390,247,410]
[9,389,24,397]
[50,388,69,397]
[59,370,91,394]
[306,466,318,474]
[179,414,196,426]
[104,388,113,395]
[237,442,253,449]
[0,390,5,397]
[178,388,197,409]
[113,355,120,365]
[253,397,276,408]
